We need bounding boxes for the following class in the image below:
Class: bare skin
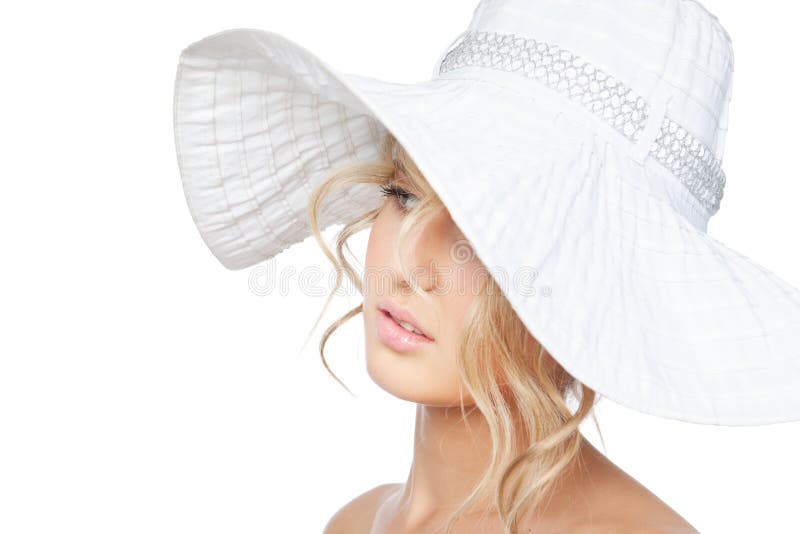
[325,168,699,533]
[324,406,699,533]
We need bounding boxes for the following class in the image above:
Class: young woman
[173,0,800,531]
[315,133,699,533]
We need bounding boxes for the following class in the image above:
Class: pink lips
[376,301,434,353]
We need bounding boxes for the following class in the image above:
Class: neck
[385,404,526,528]
[377,403,601,531]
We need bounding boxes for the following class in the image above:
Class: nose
[389,210,457,296]
[395,262,437,295]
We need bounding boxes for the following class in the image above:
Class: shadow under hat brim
[173,28,800,426]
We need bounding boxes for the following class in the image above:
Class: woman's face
[362,168,486,407]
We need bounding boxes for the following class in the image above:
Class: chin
[365,348,476,407]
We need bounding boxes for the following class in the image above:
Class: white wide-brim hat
[172,0,800,426]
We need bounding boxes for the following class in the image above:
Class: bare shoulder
[546,444,700,534]
[609,477,699,533]
[557,490,700,534]
[567,476,700,534]
[322,483,401,534]
[567,517,700,534]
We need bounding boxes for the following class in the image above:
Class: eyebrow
[392,162,423,194]
[392,166,408,184]
[395,174,417,193]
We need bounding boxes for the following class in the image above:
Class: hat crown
[432,0,734,222]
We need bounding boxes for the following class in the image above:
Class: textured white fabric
[172,0,800,425]
[438,30,727,215]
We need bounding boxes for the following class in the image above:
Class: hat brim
[173,28,800,426]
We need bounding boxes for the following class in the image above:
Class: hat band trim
[438,30,726,216]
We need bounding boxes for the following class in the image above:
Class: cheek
[364,204,401,293]
[437,257,483,325]
[365,205,393,264]
[432,261,483,391]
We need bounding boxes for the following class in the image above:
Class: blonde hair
[307,131,603,533]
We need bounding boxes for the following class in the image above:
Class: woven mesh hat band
[438,30,726,216]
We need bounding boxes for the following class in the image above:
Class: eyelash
[379,183,418,213]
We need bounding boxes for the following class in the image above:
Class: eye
[379,183,419,213]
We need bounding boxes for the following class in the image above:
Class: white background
[1,1,799,532]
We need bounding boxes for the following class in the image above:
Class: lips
[375,306,435,353]
[377,300,434,341]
